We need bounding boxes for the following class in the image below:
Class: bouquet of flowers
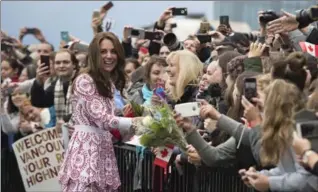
[135,104,188,153]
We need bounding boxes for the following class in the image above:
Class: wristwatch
[302,150,314,164]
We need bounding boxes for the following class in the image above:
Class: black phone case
[172,8,187,16]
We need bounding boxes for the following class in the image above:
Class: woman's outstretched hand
[174,112,194,132]
[198,100,221,120]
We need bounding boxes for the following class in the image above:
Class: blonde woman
[198,79,318,192]
[165,49,203,104]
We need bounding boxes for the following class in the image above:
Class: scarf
[142,84,153,106]
[54,78,72,121]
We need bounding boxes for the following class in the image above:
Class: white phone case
[174,102,201,117]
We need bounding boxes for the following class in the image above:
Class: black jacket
[31,79,69,108]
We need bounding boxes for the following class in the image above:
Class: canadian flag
[153,145,174,169]
[299,42,318,57]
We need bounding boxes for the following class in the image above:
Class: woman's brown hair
[143,55,167,85]
[271,52,307,91]
[260,79,302,166]
[83,32,126,98]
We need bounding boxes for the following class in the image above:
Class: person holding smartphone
[31,49,79,122]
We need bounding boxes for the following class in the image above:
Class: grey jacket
[217,115,318,192]
[186,131,237,167]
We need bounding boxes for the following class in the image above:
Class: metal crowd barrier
[114,144,254,192]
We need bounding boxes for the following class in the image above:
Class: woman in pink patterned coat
[59,32,141,192]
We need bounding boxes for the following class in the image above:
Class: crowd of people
[1,2,318,192]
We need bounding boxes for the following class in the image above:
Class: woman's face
[19,68,28,82]
[159,46,170,59]
[1,60,14,80]
[166,55,179,86]
[199,76,208,91]
[54,52,74,78]
[124,62,136,81]
[184,39,198,53]
[22,105,41,122]
[149,63,166,89]
[205,61,223,84]
[100,39,118,72]
[11,92,28,108]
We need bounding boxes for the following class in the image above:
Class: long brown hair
[83,32,126,98]
[260,79,302,166]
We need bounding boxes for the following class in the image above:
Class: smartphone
[40,55,50,73]
[154,86,166,100]
[243,78,257,104]
[196,34,212,44]
[199,22,210,33]
[220,15,230,26]
[102,1,114,11]
[171,8,188,16]
[175,102,201,117]
[92,10,101,19]
[130,28,145,39]
[144,31,162,41]
[60,31,70,43]
[25,28,37,34]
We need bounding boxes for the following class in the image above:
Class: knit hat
[227,55,247,80]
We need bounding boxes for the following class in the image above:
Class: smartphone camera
[244,78,257,103]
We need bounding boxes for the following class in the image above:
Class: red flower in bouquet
[110,129,122,140]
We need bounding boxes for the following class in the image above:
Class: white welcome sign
[12,128,64,192]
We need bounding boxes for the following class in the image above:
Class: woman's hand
[19,121,33,133]
[199,100,221,120]
[174,113,195,132]
[158,7,173,27]
[187,145,201,165]
[151,94,163,106]
[239,167,256,188]
[267,10,299,34]
[248,42,267,58]
[241,96,262,126]
[204,118,218,133]
[36,63,50,85]
[245,172,269,192]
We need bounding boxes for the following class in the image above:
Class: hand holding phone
[40,55,51,75]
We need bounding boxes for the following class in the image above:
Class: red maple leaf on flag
[160,148,168,158]
[308,45,313,52]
